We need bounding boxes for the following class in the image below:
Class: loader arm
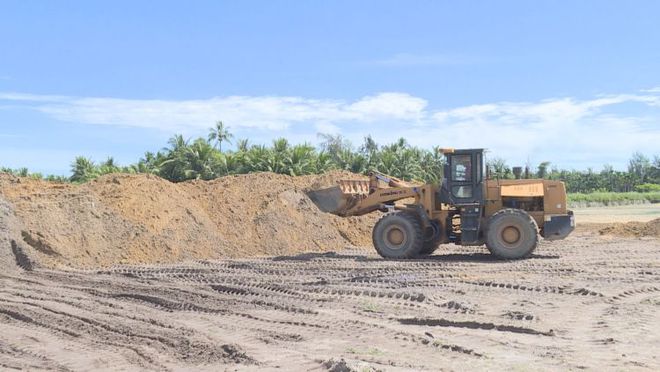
[307,171,427,217]
[339,185,422,216]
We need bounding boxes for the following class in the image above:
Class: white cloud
[641,86,660,93]
[0,92,427,132]
[0,92,70,102]
[346,92,427,122]
[314,122,341,135]
[414,92,660,168]
[1,89,659,169]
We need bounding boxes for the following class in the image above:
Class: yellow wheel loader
[309,148,575,259]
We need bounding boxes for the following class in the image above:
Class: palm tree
[315,152,334,173]
[245,145,271,172]
[208,121,233,152]
[165,134,188,153]
[159,135,191,181]
[131,151,162,174]
[288,143,316,176]
[184,138,220,180]
[70,156,97,183]
[487,157,511,180]
[268,138,290,174]
[99,157,120,175]
[236,138,250,152]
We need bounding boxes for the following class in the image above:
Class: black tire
[373,212,424,259]
[420,239,441,255]
[420,221,442,255]
[485,208,539,259]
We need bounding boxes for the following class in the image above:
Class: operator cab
[440,149,484,206]
[439,149,485,245]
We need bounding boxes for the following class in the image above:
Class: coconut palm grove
[1,121,658,203]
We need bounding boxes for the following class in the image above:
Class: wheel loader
[309,148,575,259]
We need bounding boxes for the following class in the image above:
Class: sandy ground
[1,175,658,371]
[1,228,659,371]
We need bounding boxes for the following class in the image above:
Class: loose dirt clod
[0,171,375,269]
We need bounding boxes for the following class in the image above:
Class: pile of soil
[181,171,375,258]
[598,218,660,238]
[0,171,376,269]
[0,196,24,273]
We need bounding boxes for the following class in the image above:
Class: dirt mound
[181,171,375,257]
[0,196,30,273]
[0,171,375,269]
[598,218,660,238]
[0,173,232,268]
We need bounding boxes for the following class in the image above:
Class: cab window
[452,185,473,198]
[451,155,472,181]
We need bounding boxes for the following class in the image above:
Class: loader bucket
[307,186,350,214]
[307,179,370,215]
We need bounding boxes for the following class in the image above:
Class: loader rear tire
[373,212,424,259]
[420,221,442,255]
[485,208,538,259]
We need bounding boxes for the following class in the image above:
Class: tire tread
[485,208,539,259]
[372,212,424,259]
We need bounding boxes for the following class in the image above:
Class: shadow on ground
[271,250,559,263]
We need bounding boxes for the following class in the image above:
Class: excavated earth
[1,173,659,371]
[598,218,660,238]
[0,171,375,269]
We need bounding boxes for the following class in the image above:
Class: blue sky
[1,0,659,175]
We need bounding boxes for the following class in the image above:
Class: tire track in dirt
[0,232,658,370]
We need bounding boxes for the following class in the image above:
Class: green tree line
[2,122,659,194]
[487,152,660,193]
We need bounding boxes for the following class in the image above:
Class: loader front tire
[373,212,424,259]
[485,208,538,259]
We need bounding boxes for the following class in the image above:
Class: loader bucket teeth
[336,180,370,194]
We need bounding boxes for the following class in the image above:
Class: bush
[568,191,660,207]
[634,183,660,193]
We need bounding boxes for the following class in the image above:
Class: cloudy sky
[1,1,659,175]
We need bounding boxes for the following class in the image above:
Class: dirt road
[1,228,659,371]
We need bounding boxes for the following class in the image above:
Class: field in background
[573,203,660,224]
[568,191,660,207]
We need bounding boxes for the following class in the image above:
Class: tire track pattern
[1,232,659,370]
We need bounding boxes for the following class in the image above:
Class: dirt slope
[180,171,375,257]
[0,196,27,273]
[0,171,375,269]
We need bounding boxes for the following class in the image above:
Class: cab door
[441,150,485,245]
[445,150,484,206]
